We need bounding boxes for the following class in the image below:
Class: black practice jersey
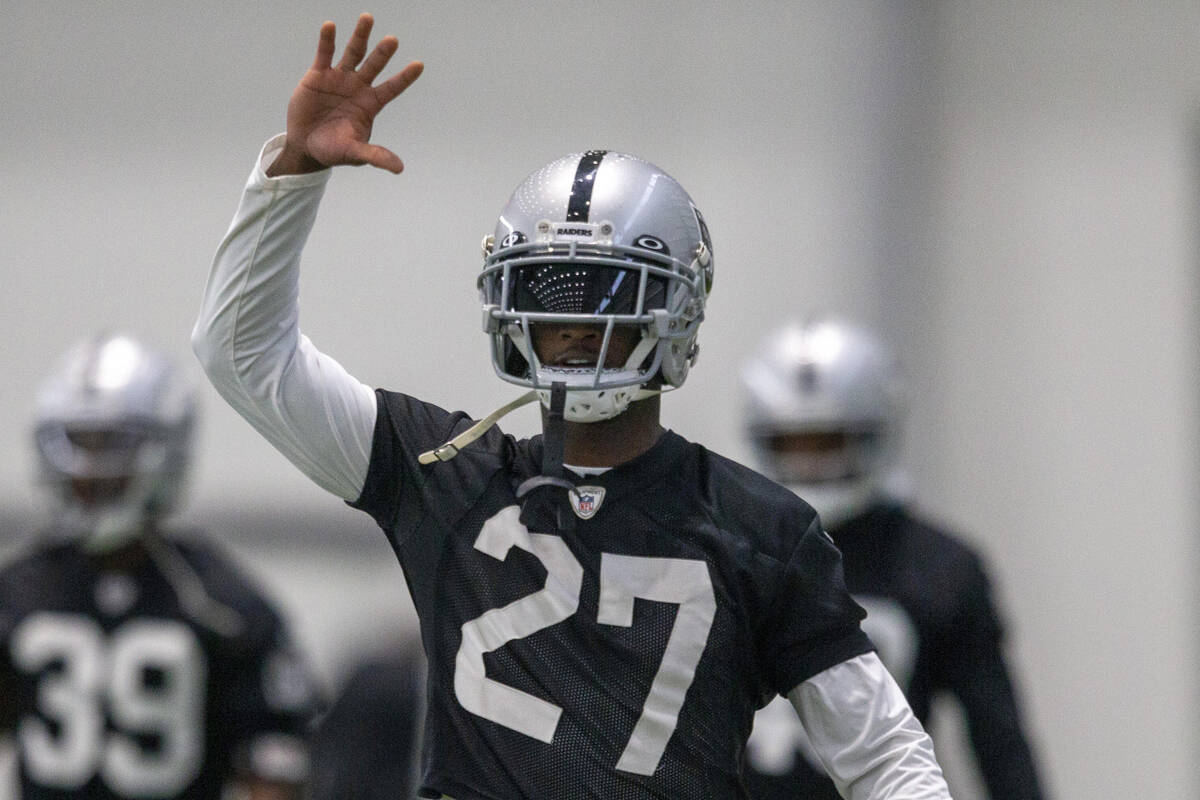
[350,391,872,800]
[0,535,318,800]
[743,503,1046,800]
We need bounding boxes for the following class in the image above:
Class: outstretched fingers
[292,14,421,174]
[358,35,399,84]
[375,60,425,107]
[312,21,337,71]
[337,12,374,71]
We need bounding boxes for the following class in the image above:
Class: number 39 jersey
[0,536,318,800]
[350,391,873,800]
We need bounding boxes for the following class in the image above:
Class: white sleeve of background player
[192,134,377,502]
[788,652,952,799]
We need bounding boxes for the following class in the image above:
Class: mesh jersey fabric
[743,503,1047,800]
[350,390,872,799]
[0,536,318,800]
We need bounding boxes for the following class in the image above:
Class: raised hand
[268,13,424,176]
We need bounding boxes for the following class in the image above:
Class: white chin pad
[56,503,145,553]
[534,366,645,423]
[536,385,639,422]
[532,364,648,424]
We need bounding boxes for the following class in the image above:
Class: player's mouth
[550,350,600,368]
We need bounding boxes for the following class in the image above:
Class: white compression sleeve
[192,135,377,501]
[788,653,951,799]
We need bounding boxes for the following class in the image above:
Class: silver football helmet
[741,317,902,527]
[33,333,197,552]
[478,150,713,423]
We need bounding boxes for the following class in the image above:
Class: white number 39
[455,505,716,776]
[12,613,205,795]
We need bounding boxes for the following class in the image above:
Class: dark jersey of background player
[740,316,1048,799]
[309,644,425,800]
[743,503,1047,800]
[0,533,319,800]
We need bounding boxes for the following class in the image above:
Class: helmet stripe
[565,150,607,222]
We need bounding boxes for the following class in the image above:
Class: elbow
[190,318,218,375]
[190,314,234,387]
[191,314,296,411]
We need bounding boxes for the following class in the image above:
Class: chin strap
[515,382,577,531]
[418,390,540,465]
[515,381,576,500]
[418,385,668,465]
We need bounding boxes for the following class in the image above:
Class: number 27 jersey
[352,391,872,800]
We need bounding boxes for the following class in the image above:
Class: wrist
[266,143,326,177]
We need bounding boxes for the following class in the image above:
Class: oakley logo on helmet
[635,235,668,253]
[499,232,526,249]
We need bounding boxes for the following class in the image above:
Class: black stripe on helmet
[565,150,607,222]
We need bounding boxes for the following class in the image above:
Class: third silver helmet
[741,317,902,527]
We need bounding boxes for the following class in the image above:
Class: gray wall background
[2,2,1198,797]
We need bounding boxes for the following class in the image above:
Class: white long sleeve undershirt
[192,136,951,799]
[192,134,376,501]
[790,653,950,799]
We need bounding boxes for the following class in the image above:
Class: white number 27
[455,506,716,776]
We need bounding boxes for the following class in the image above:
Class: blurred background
[2,1,1198,797]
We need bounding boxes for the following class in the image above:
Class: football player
[740,317,1048,799]
[0,333,318,800]
[192,13,952,799]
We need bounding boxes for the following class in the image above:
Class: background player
[740,316,1047,799]
[192,13,951,798]
[308,639,424,800]
[0,333,318,800]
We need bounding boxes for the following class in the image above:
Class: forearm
[789,653,951,799]
[192,136,376,500]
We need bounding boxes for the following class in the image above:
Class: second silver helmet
[33,332,196,550]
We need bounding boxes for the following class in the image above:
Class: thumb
[347,142,404,174]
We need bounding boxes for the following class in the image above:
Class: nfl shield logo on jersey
[569,486,606,520]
